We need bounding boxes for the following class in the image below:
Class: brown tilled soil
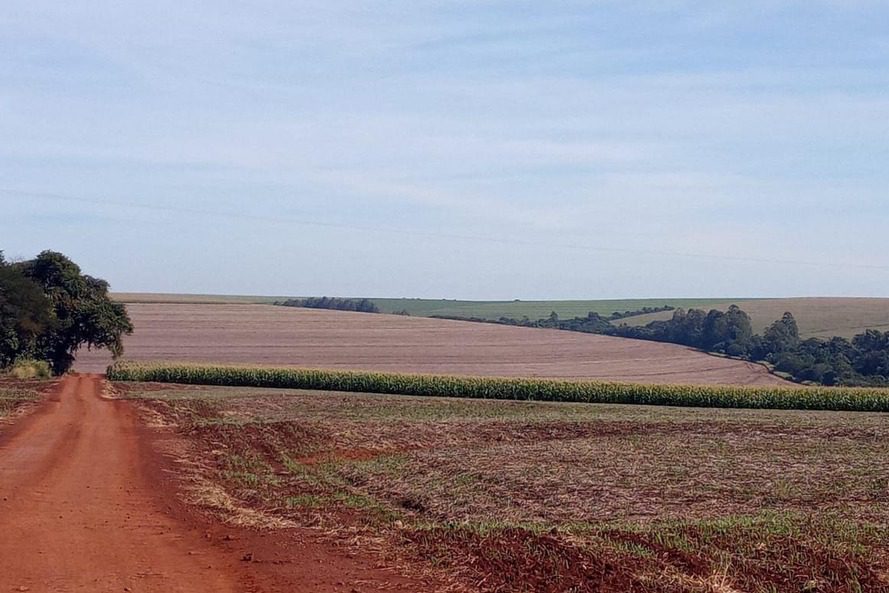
[0,376,438,593]
[122,383,889,593]
[74,303,787,385]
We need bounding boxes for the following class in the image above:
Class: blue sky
[2,1,888,298]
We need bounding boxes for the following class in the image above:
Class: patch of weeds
[608,540,655,558]
[222,453,279,488]
[285,494,328,509]
[0,387,40,418]
[345,454,409,476]
[332,491,401,521]
[282,457,346,490]
[414,520,553,537]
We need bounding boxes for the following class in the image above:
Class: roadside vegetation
[108,362,889,412]
[0,250,132,375]
[119,382,889,593]
[0,380,46,419]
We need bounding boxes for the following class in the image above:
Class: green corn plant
[106,361,889,413]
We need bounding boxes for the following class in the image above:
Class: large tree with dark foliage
[0,252,54,369]
[0,250,133,374]
[278,297,380,313]
[609,307,889,387]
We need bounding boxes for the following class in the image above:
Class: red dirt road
[0,376,430,593]
[0,375,246,592]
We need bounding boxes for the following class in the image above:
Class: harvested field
[618,297,889,339]
[75,303,787,385]
[120,382,889,593]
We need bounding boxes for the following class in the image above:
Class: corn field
[107,361,889,412]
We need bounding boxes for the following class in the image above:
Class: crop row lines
[106,361,889,413]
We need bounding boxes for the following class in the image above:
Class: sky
[2,1,888,299]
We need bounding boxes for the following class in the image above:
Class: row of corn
[106,361,889,412]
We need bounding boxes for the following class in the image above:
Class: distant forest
[461,306,889,387]
[277,297,380,314]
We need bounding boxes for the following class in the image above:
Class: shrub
[8,358,53,379]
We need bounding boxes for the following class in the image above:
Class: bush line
[106,361,889,413]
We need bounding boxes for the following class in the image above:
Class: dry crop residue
[124,383,889,593]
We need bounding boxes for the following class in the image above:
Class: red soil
[0,376,433,593]
[74,303,787,386]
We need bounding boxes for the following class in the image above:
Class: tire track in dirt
[0,375,246,592]
[0,375,432,593]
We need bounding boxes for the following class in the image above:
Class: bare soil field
[119,382,889,593]
[618,297,889,339]
[75,303,786,385]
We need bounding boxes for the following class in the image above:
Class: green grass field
[112,293,889,339]
[113,293,736,319]
[112,292,286,304]
[369,297,736,319]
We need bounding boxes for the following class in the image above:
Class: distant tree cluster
[612,307,889,386]
[277,297,380,314]
[607,305,675,321]
[612,305,756,357]
[450,303,889,387]
[0,250,133,374]
[436,306,675,331]
[531,311,617,334]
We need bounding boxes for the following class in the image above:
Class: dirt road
[0,374,250,592]
[0,376,427,593]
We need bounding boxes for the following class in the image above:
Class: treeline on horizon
[0,250,132,375]
[495,306,889,387]
[277,296,381,313]
[277,294,889,387]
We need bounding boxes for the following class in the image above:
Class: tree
[722,305,754,356]
[758,312,800,360]
[18,251,133,374]
[701,309,729,350]
[0,255,55,368]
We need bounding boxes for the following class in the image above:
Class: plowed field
[74,303,786,385]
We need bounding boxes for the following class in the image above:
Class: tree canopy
[0,250,132,374]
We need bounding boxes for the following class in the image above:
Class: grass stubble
[119,383,889,593]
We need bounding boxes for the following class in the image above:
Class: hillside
[113,293,736,320]
[615,298,889,339]
[76,303,786,386]
[368,298,736,319]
